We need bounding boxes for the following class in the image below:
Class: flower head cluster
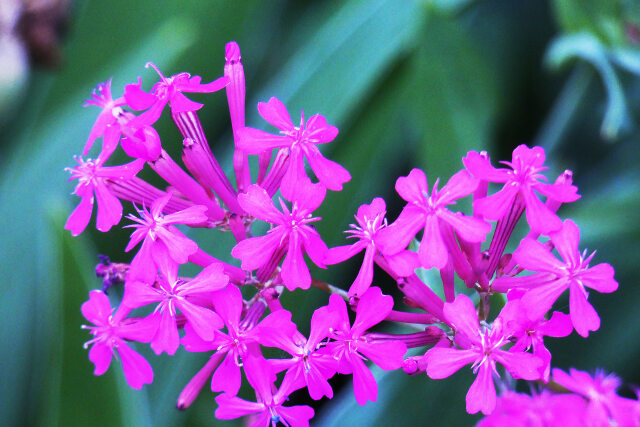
[68,41,625,425]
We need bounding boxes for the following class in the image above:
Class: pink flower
[500,291,573,381]
[124,192,208,284]
[325,197,388,297]
[494,219,618,337]
[255,305,339,400]
[65,152,145,236]
[376,168,491,270]
[477,390,587,427]
[463,144,580,234]
[236,97,350,199]
[81,290,156,389]
[82,79,162,162]
[231,184,328,291]
[81,79,126,157]
[181,285,269,396]
[553,368,640,427]
[124,63,228,128]
[215,355,314,427]
[123,257,227,355]
[425,294,543,415]
[326,287,407,405]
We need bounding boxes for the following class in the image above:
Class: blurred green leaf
[255,0,424,123]
[552,0,628,46]
[409,16,500,180]
[546,32,630,139]
[610,47,640,75]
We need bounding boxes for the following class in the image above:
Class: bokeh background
[1,0,639,426]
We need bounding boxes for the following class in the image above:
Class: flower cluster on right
[68,40,639,426]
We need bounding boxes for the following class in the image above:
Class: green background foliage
[0,0,638,425]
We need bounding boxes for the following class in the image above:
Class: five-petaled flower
[124,191,208,284]
[377,168,491,270]
[231,184,329,290]
[425,294,543,415]
[237,97,350,199]
[81,290,156,389]
[65,152,144,235]
[493,219,618,337]
[463,144,580,234]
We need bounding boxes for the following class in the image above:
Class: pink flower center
[501,156,547,186]
[346,213,387,242]
[283,112,320,148]
[82,317,118,349]
[68,157,101,187]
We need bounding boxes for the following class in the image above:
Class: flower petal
[212,352,242,395]
[88,342,113,376]
[579,263,618,293]
[117,341,153,389]
[214,393,263,419]
[358,340,407,371]
[178,300,223,341]
[438,210,491,243]
[231,231,282,271]
[81,290,112,325]
[437,169,478,205]
[419,214,448,269]
[395,168,428,203]
[494,350,543,380]
[474,184,519,222]
[212,285,244,331]
[324,242,366,265]
[348,244,376,297]
[281,233,311,290]
[305,145,351,191]
[257,97,294,130]
[569,281,600,337]
[443,294,480,342]
[150,309,180,355]
[522,279,569,320]
[237,185,282,223]
[522,186,562,234]
[463,150,509,182]
[350,355,378,405]
[65,194,94,236]
[352,287,394,336]
[426,347,478,379]
[236,127,290,154]
[466,363,496,415]
[513,238,565,274]
[305,113,338,143]
[376,205,425,255]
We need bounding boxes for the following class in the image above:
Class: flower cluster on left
[67,41,404,427]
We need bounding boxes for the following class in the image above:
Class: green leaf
[254,0,424,123]
[546,33,629,139]
[552,0,628,47]
[409,16,499,181]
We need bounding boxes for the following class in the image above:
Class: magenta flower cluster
[67,41,639,426]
